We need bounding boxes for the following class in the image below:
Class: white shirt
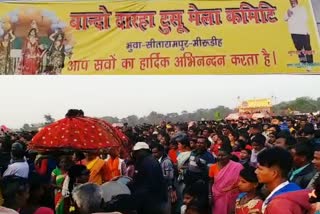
[262,181,289,213]
[250,148,265,167]
[3,161,29,178]
[158,156,163,163]
[180,205,187,214]
[0,206,19,214]
[284,6,309,35]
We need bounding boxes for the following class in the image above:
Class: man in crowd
[105,147,126,181]
[248,124,262,140]
[0,176,30,214]
[255,147,301,213]
[3,142,29,178]
[72,183,120,214]
[250,134,266,167]
[308,144,320,188]
[184,136,215,188]
[274,134,297,150]
[128,142,167,214]
[289,143,317,188]
[152,144,177,212]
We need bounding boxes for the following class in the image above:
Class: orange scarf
[106,157,120,181]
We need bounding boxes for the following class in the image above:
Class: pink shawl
[212,160,243,214]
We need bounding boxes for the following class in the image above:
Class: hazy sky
[0,75,319,129]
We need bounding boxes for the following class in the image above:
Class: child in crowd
[236,166,263,214]
[180,181,208,214]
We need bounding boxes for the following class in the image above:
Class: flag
[214,112,221,120]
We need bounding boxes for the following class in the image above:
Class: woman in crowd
[20,175,54,214]
[235,166,263,214]
[210,134,232,157]
[229,131,239,149]
[180,181,208,214]
[177,137,191,182]
[209,147,243,214]
[51,156,73,214]
[62,164,90,214]
[176,138,192,213]
[72,152,85,165]
[239,149,251,168]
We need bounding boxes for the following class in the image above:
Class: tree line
[21,96,320,130]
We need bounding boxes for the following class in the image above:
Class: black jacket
[289,163,317,189]
[127,154,167,214]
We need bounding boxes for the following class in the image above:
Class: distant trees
[20,97,320,130]
[273,97,320,115]
[99,106,233,126]
[22,123,31,131]
[44,114,55,125]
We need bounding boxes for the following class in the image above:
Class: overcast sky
[0,75,320,129]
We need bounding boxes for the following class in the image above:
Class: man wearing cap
[3,142,29,178]
[128,142,167,214]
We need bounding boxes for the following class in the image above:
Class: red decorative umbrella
[225,113,239,121]
[252,113,270,120]
[29,114,127,152]
[82,117,130,148]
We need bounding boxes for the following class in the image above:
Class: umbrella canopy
[0,125,9,132]
[29,116,127,152]
[225,113,239,121]
[86,118,129,143]
[84,117,130,152]
[252,113,270,120]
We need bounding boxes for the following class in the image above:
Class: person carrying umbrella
[83,152,108,185]
[104,147,126,181]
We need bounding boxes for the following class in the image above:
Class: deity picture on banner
[0,8,75,75]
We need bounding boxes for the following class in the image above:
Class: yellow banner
[0,0,319,75]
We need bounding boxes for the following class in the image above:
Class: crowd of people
[1,114,320,214]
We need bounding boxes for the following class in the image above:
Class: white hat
[133,142,150,151]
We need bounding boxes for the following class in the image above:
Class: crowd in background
[1,114,320,214]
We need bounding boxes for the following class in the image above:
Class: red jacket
[265,190,311,214]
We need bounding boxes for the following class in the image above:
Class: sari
[84,157,107,185]
[235,193,263,214]
[177,151,191,169]
[52,168,66,214]
[212,160,243,214]
[0,40,11,75]
[21,37,40,75]
[176,151,191,213]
